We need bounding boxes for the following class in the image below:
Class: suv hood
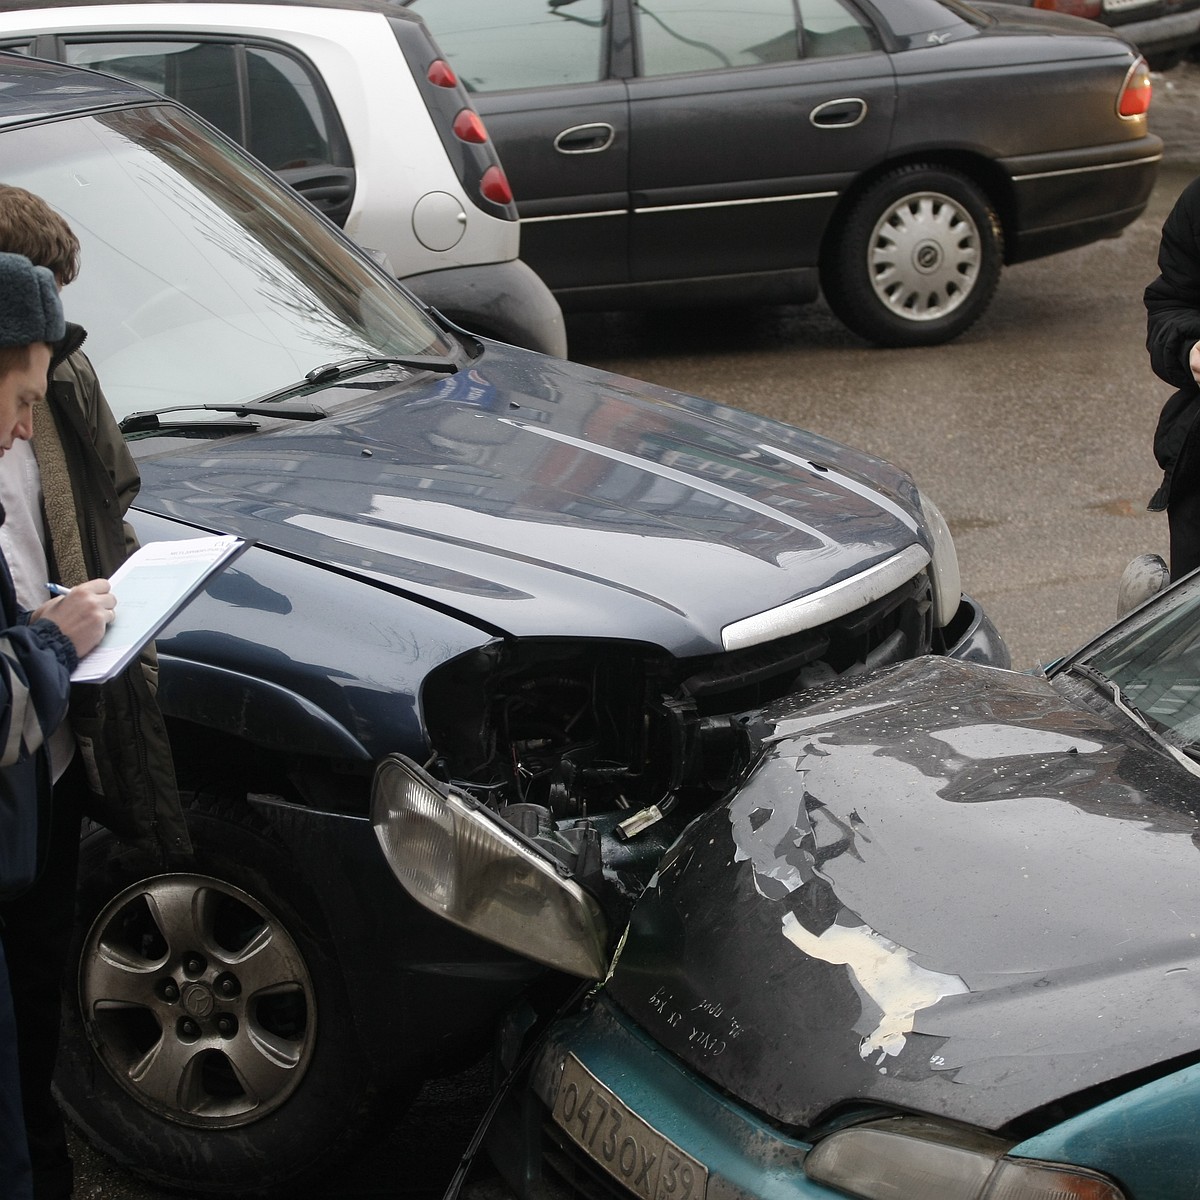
[608,656,1200,1131]
[135,349,928,655]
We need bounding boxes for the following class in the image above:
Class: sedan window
[407,0,607,91]
[799,0,880,57]
[636,0,801,75]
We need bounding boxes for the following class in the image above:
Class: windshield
[2,104,452,422]
[1077,578,1200,750]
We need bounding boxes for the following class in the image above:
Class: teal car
[383,564,1200,1200]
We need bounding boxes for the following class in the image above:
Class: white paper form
[69,535,247,683]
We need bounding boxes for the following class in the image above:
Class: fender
[156,654,371,762]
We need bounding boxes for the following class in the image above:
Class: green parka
[42,324,191,861]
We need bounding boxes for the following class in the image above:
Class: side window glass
[63,41,242,143]
[798,0,879,57]
[409,0,606,91]
[636,0,799,76]
[0,42,32,55]
[244,46,337,169]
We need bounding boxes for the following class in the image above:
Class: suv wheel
[55,797,390,1196]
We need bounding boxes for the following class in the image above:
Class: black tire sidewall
[56,804,381,1197]
[822,165,1003,348]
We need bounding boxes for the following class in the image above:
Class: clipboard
[68,534,248,683]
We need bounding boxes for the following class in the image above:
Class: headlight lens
[918,492,961,629]
[371,754,609,979]
[805,1116,1125,1200]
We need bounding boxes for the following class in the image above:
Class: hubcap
[80,873,316,1128]
[867,190,981,322]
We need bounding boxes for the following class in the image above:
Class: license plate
[552,1054,709,1200]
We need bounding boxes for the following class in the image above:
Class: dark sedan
[405,0,1161,347]
[391,558,1200,1200]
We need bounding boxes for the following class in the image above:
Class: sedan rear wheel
[821,165,1003,348]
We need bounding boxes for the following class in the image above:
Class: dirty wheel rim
[867,190,981,322]
[80,873,316,1128]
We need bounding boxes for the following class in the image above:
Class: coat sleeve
[0,619,77,768]
[1146,176,1200,393]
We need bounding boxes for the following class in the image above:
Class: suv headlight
[371,754,609,979]
[919,492,961,628]
[806,1116,1124,1200]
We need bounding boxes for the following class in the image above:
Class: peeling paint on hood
[608,656,1200,1132]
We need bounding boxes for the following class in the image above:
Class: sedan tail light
[1118,57,1152,117]
[1033,0,1101,16]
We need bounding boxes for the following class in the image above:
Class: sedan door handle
[809,98,868,128]
[554,123,616,154]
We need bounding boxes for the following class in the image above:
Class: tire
[55,797,393,1197]
[821,165,1003,348]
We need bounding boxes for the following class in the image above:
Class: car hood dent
[608,656,1200,1131]
[135,350,927,654]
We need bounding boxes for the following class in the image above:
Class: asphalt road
[69,60,1200,1200]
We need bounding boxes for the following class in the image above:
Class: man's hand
[1190,338,1200,385]
[38,579,116,659]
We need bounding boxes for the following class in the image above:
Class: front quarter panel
[128,509,494,762]
[1010,1062,1200,1199]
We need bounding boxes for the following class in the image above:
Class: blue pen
[45,583,70,598]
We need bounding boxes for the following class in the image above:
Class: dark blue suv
[0,52,1005,1197]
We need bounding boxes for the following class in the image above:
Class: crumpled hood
[608,656,1200,1131]
[134,348,927,655]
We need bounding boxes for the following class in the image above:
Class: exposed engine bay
[419,572,934,911]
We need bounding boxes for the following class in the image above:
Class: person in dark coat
[1145,173,1200,580]
[0,251,116,1200]
[0,188,190,1200]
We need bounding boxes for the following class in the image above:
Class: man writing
[0,250,115,1200]
[0,188,189,1200]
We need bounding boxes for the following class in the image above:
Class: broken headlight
[918,491,961,629]
[805,1116,1124,1200]
[371,754,609,979]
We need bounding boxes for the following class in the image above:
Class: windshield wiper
[301,354,459,386]
[222,353,460,411]
[1065,660,1200,776]
[119,402,327,435]
[118,353,459,435]
[1065,661,1142,723]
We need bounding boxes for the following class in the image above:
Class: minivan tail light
[453,109,488,144]
[481,165,514,206]
[427,58,457,88]
[1118,57,1152,117]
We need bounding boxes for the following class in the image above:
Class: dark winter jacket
[40,323,191,860]
[1145,174,1200,509]
[0,509,77,896]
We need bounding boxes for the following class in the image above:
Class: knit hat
[0,251,64,349]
